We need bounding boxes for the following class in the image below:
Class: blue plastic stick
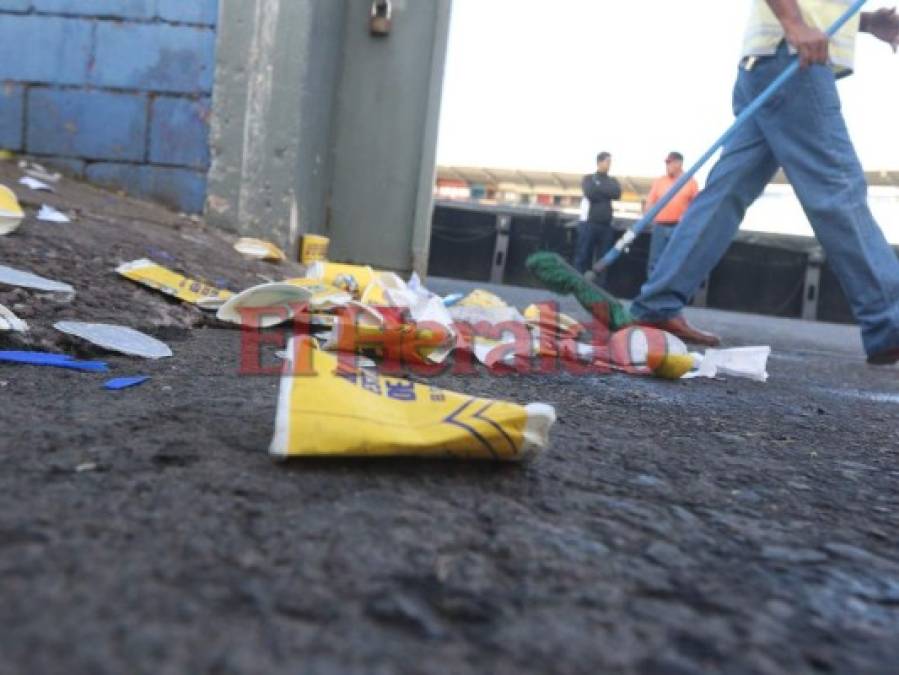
[0,351,109,373]
[105,376,151,391]
[594,0,869,274]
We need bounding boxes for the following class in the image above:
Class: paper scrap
[116,259,233,309]
[0,264,75,294]
[305,261,378,298]
[0,304,28,332]
[234,238,287,262]
[19,161,61,183]
[686,346,771,382]
[19,176,53,192]
[216,279,353,327]
[37,205,70,223]
[54,322,173,360]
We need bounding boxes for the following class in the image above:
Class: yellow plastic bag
[270,339,556,461]
[0,185,24,236]
[116,259,233,309]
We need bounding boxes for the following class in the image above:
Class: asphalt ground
[2,164,899,674]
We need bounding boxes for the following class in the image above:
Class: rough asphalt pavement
[2,166,899,674]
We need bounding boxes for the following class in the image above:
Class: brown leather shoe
[637,316,721,347]
[867,347,899,366]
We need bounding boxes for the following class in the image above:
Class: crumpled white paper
[19,161,61,184]
[216,281,353,328]
[19,176,53,192]
[37,205,70,223]
[0,264,75,294]
[379,273,457,363]
[686,346,771,382]
[54,321,173,360]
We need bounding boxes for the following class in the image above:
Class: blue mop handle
[594,0,869,273]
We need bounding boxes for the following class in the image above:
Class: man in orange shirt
[644,152,699,276]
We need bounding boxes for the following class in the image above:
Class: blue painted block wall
[0,0,218,213]
[0,83,24,150]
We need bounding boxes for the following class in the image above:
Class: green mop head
[526,251,634,331]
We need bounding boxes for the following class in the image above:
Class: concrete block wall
[0,0,217,212]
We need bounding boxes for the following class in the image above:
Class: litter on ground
[0,264,74,294]
[19,176,53,192]
[442,293,465,307]
[305,261,379,298]
[209,254,752,383]
[37,205,70,223]
[53,322,173,360]
[19,161,61,184]
[116,259,233,310]
[300,234,330,264]
[0,304,28,332]
[105,376,151,391]
[0,351,109,373]
[686,346,772,382]
[234,237,287,262]
[0,185,25,236]
[270,338,557,461]
[216,278,353,327]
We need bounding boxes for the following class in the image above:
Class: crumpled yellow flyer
[270,339,556,461]
[116,259,234,309]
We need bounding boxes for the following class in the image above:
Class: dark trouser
[647,222,678,277]
[574,220,616,279]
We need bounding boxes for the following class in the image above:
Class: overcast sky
[437,0,899,178]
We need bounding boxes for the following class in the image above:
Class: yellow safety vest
[742,0,860,75]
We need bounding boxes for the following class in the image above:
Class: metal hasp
[490,214,512,284]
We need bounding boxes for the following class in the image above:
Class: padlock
[370,0,392,37]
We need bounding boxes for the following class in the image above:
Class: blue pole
[592,0,869,275]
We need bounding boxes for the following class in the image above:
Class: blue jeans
[631,43,899,357]
[575,220,615,276]
[647,224,676,277]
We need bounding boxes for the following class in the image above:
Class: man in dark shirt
[575,152,622,276]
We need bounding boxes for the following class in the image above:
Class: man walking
[630,0,899,365]
[645,152,699,276]
[575,152,622,277]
